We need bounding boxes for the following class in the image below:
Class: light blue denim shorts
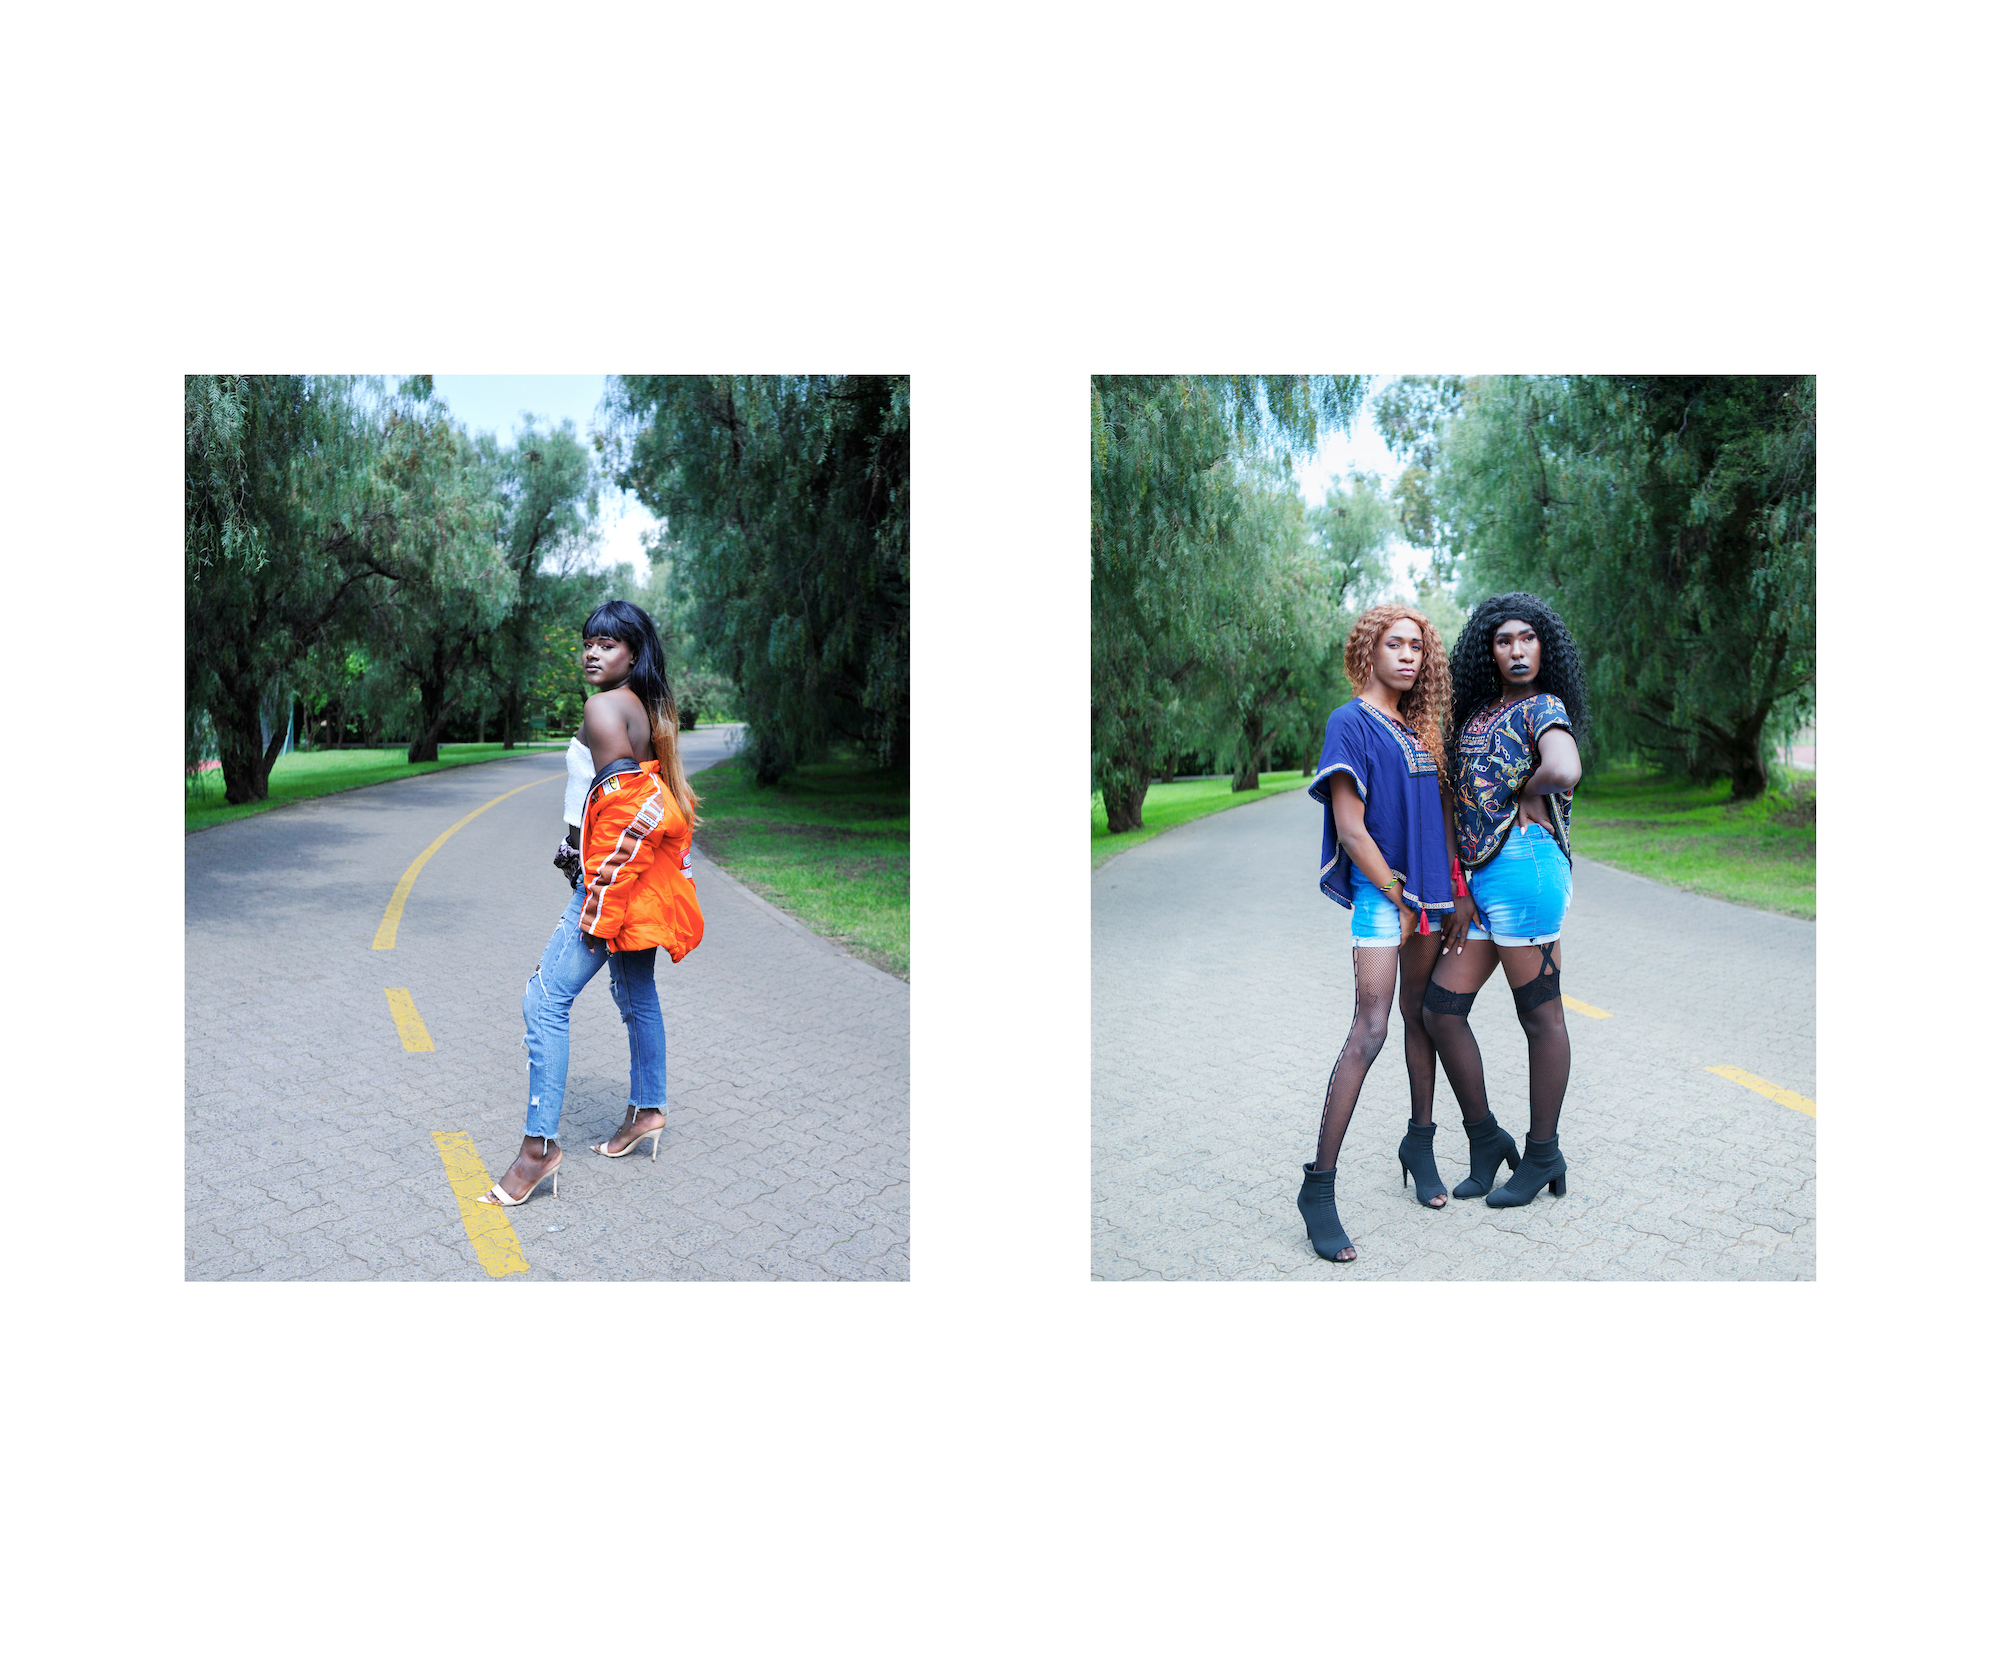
[1465,824,1572,946]
[1349,874,1440,948]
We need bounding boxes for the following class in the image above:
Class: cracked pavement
[186,733,908,1281]
[1092,785,1813,1280]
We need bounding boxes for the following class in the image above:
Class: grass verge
[690,752,909,981]
[1092,774,1306,870]
[1569,766,1815,918]
[185,744,569,834]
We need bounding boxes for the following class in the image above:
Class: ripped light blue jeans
[521,886,665,1140]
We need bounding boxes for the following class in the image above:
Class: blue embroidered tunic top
[1308,697,1456,912]
[1451,692,1575,870]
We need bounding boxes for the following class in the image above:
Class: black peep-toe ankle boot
[1485,1134,1567,1208]
[1397,1120,1448,1209]
[1453,1113,1522,1199]
[1297,1164,1355,1263]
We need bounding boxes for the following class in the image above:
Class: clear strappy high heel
[592,1106,666,1161]
[481,1138,560,1206]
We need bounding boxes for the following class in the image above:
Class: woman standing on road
[1421,592,1586,1210]
[479,599,705,1208]
[1297,603,1469,1263]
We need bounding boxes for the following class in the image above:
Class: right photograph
[1091,375,1815,1280]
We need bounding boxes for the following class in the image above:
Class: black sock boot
[1485,1133,1566,1208]
[1297,1164,1355,1262]
[1396,1120,1448,1209]
[1453,1112,1522,1199]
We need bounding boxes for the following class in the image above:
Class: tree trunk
[408,674,452,764]
[1727,748,1767,800]
[500,686,520,750]
[1232,710,1269,791]
[1100,751,1150,833]
[217,685,285,804]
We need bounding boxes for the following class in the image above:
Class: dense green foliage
[1436,375,1814,797]
[185,375,392,802]
[606,376,910,785]
[1090,375,1377,830]
[188,376,657,803]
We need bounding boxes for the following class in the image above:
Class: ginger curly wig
[1446,591,1589,780]
[1343,603,1452,780]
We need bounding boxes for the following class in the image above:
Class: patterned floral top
[1451,692,1575,870]
[1308,698,1456,913]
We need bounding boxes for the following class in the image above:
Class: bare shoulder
[581,691,630,758]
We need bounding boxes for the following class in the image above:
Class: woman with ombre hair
[479,599,706,1209]
[1297,602,1472,1263]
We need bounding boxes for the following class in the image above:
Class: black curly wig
[1447,591,1589,770]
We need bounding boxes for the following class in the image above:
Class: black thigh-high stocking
[1397,928,1445,1126]
[1501,940,1570,1141]
[1314,946,1400,1171]
[1421,938,1500,1127]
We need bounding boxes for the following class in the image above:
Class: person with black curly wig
[1422,591,1586,1210]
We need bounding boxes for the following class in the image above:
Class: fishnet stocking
[1506,942,1569,1141]
[1313,931,1443,1171]
[1419,938,1569,1142]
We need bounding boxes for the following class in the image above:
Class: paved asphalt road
[186,727,909,1281]
[1092,785,1814,1280]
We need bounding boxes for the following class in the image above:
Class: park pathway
[1092,786,1814,1280]
[186,727,909,1280]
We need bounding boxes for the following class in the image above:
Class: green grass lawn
[1569,765,1815,918]
[689,752,909,981]
[1091,774,1307,869]
[185,744,570,834]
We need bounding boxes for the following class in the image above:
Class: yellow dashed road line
[373,772,563,950]
[431,1132,531,1277]
[1562,994,1611,1018]
[1706,1064,1816,1118]
[384,988,434,1052]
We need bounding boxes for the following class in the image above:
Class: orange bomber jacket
[578,758,705,962]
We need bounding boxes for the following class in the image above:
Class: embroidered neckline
[1355,698,1436,775]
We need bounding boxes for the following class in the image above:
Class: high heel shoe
[1485,1134,1566,1208]
[1452,1113,1521,1199]
[1297,1164,1355,1263]
[592,1106,666,1161]
[1397,1119,1448,1208]
[480,1141,560,1206]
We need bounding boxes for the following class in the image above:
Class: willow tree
[605,375,909,784]
[185,375,391,803]
[1090,375,1369,830]
[1439,374,1814,797]
[481,419,600,748]
[1373,375,1466,584]
[1188,469,1395,790]
[349,390,520,763]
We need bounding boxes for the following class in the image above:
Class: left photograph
[185,375,910,1280]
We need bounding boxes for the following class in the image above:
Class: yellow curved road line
[1706,1064,1816,1118]
[431,1131,531,1277]
[372,772,564,950]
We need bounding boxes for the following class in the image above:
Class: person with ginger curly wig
[1421,591,1587,1213]
[1297,603,1466,1263]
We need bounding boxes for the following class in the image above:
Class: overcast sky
[428,374,657,576]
